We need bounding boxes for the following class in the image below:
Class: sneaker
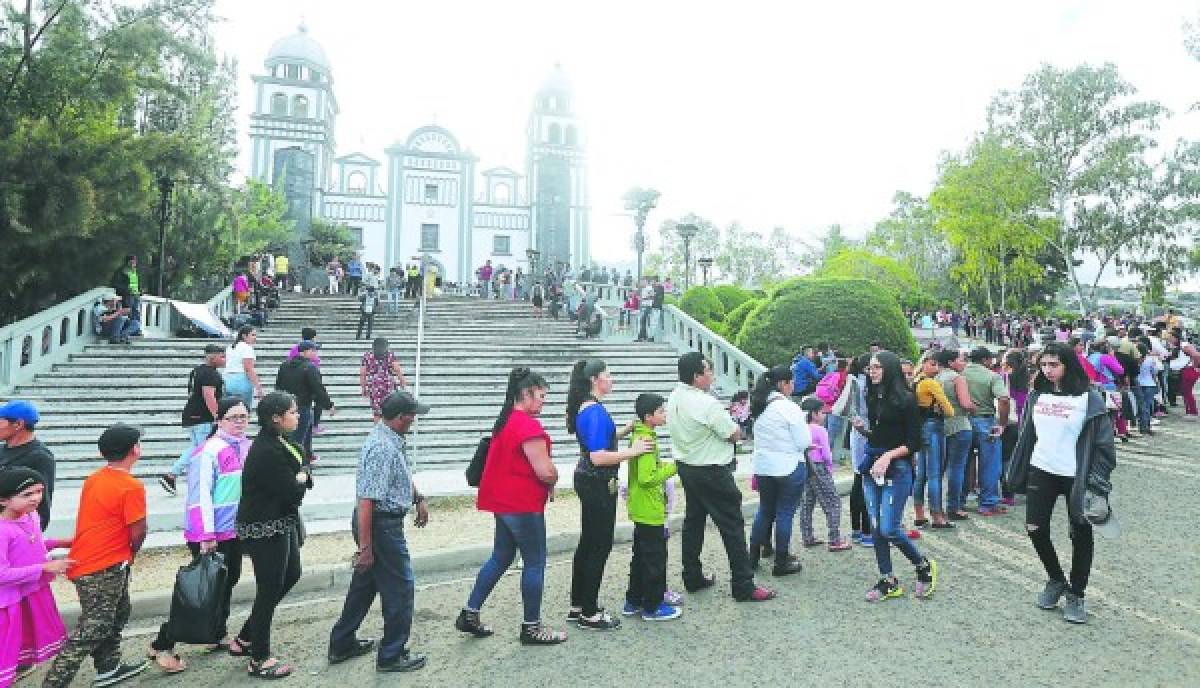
[158,474,177,496]
[914,558,938,599]
[662,589,684,606]
[866,576,904,602]
[858,534,875,546]
[641,603,682,621]
[620,601,641,617]
[1062,592,1087,623]
[736,585,777,602]
[94,660,149,687]
[577,609,620,630]
[566,608,581,623]
[1037,580,1068,610]
[1001,496,1017,507]
[772,556,803,577]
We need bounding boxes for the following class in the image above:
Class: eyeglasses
[222,414,250,422]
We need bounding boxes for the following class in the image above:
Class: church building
[248,25,590,283]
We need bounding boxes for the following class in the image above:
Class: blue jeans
[827,414,848,464]
[861,458,924,575]
[170,423,212,476]
[223,372,255,411]
[292,406,313,457]
[1136,385,1157,432]
[944,429,972,513]
[329,512,414,664]
[749,461,807,556]
[913,418,945,512]
[969,417,1003,510]
[467,513,547,623]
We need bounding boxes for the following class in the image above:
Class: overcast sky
[212,0,1200,284]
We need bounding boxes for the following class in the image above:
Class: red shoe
[906,529,921,540]
[738,585,777,602]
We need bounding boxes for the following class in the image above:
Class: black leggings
[571,472,617,616]
[1025,466,1094,596]
[239,529,302,660]
[850,473,872,535]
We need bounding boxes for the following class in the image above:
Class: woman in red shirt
[455,368,566,645]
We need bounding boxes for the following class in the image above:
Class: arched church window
[347,171,367,194]
[293,95,309,118]
[270,93,287,116]
[565,125,578,146]
[547,123,562,145]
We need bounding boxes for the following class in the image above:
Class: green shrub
[735,278,918,365]
[723,297,764,342]
[815,249,931,310]
[711,285,755,312]
[703,319,727,336]
[678,286,726,323]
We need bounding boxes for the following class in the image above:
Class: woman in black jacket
[1007,342,1118,625]
[852,351,938,602]
[232,392,312,679]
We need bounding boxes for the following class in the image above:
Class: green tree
[309,219,358,265]
[644,213,720,282]
[814,249,928,309]
[866,192,958,302]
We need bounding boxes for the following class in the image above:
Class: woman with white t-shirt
[1008,342,1119,625]
[225,325,264,410]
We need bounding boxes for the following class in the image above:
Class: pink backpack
[814,371,843,404]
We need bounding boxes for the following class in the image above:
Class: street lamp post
[698,257,713,286]
[156,176,175,297]
[623,188,660,282]
[676,223,699,291]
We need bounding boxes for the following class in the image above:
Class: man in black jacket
[275,340,335,459]
[0,400,56,529]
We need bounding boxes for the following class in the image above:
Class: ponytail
[565,358,606,434]
[749,365,793,419]
[495,367,548,433]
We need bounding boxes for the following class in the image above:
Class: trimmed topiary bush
[815,249,931,310]
[711,285,755,313]
[723,297,764,342]
[678,286,726,324]
[735,277,918,365]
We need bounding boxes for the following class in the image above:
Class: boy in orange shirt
[44,424,151,687]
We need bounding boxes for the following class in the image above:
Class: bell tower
[527,64,589,270]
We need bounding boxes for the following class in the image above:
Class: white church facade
[248,25,590,283]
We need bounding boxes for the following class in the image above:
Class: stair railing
[659,305,765,396]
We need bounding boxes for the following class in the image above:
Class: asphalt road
[33,417,1200,687]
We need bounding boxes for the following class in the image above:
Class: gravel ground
[29,419,1200,687]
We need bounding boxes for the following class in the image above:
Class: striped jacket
[184,432,249,542]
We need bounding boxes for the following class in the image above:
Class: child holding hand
[622,394,682,621]
[0,468,71,686]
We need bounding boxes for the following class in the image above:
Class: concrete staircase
[15,294,684,483]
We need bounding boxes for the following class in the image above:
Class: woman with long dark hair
[747,366,809,575]
[457,368,568,645]
[223,325,263,410]
[564,359,651,630]
[233,392,311,678]
[1000,351,1031,505]
[150,398,251,669]
[1008,342,1118,624]
[853,351,938,601]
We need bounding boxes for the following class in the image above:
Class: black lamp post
[624,188,660,282]
[698,257,713,285]
[156,175,175,297]
[676,223,699,291]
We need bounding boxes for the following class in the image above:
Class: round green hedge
[711,285,755,312]
[722,297,764,342]
[735,277,918,365]
[815,249,931,309]
[678,286,726,324]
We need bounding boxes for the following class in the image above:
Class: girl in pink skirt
[0,468,71,686]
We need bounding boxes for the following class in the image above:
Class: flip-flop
[228,637,253,657]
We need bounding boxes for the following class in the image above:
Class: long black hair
[235,325,255,345]
[496,367,549,433]
[1005,350,1030,394]
[1032,342,1091,395]
[866,350,914,410]
[256,391,296,436]
[749,365,792,419]
[566,359,607,434]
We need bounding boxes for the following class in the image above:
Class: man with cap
[44,424,149,687]
[0,400,56,530]
[963,347,1011,516]
[159,344,227,495]
[275,340,335,460]
[92,294,136,344]
[327,390,430,673]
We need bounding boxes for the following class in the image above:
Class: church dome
[266,24,331,73]
[538,63,573,95]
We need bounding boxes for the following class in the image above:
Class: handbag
[167,552,228,645]
[465,435,491,487]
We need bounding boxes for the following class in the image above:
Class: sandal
[519,622,568,646]
[147,649,187,674]
[247,658,293,679]
[228,637,252,657]
[827,539,852,552]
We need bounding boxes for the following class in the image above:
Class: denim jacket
[1007,389,1117,526]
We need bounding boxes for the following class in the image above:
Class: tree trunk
[1056,195,1090,316]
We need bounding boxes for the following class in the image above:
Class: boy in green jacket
[622,393,681,621]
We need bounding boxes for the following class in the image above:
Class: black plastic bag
[167,552,228,645]
[465,436,491,487]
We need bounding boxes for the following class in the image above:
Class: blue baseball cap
[0,400,40,428]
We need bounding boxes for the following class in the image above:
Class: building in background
[249,24,590,283]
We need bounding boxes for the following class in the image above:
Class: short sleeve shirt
[477,410,552,513]
[224,342,256,375]
[666,383,739,466]
[963,363,1008,416]
[936,370,971,436]
[574,403,617,478]
[68,467,147,579]
[356,423,413,514]
[182,364,225,426]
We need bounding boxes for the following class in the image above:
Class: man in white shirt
[667,352,775,602]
